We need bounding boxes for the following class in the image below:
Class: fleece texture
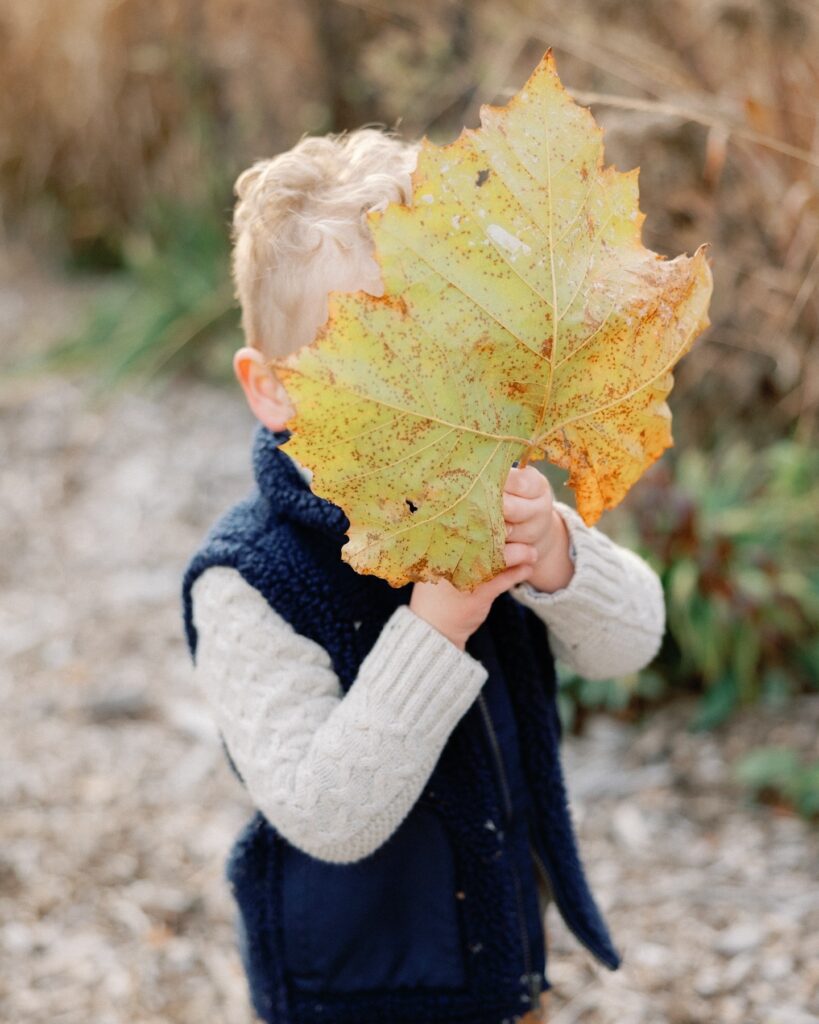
[181,424,620,1024]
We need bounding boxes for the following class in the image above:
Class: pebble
[715,922,766,956]
[611,803,652,850]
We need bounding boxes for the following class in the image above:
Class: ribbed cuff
[512,499,665,635]
[355,605,488,740]
[515,499,643,610]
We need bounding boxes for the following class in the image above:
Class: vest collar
[251,424,351,541]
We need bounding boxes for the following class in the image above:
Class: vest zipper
[476,693,612,972]
[476,692,542,1014]
[530,842,554,908]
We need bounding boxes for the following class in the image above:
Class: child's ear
[233,346,295,431]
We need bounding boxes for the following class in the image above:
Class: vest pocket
[281,802,468,992]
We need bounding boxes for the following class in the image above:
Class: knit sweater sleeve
[190,566,487,865]
[510,500,666,680]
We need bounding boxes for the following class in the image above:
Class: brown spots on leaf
[402,554,434,580]
[275,49,712,587]
[504,380,529,398]
[472,334,496,357]
[442,466,473,484]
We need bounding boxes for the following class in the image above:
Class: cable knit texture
[192,576,487,863]
[190,498,664,861]
[512,500,666,679]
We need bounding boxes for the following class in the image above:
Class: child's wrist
[407,596,468,651]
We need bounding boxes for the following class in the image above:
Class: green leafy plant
[556,668,668,736]
[735,746,819,822]
[554,437,817,734]
[13,200,240,396]
[612,437,818,730]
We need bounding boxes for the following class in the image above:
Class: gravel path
[2,343,817,1022]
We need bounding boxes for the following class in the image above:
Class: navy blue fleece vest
[181,424,620,1024]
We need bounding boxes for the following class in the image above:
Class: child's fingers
[504,542,538,567]
[503,491,548,523]
[505,465,549,498]
[505,519,542,544]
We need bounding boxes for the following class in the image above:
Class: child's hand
[503,465,574,594]
[409,558,536,652]
[408,465,574,651]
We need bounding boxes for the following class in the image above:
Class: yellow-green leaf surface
[272,49,713,590]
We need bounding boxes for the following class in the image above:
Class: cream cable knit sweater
[190,465,665,867]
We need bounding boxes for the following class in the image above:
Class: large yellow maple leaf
[271,49,713,590]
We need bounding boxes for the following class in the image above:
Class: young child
[181,128,666,1024]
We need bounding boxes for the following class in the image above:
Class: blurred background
[1,0,817,1021]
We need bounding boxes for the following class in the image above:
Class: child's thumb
[485,561,533,601]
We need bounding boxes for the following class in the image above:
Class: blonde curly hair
[231,126,421,358]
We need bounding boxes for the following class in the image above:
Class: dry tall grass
[1,0,816,439]
[512,0,819,442]
[0,0,326,247]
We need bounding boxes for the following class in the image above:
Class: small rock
[611,803,652,850]
[694,965,724,997]
[762,953,795,982]
[81,689,154,723]
[715,922,766,956]
[632,941,672,968]
[162,697,221,744]
[0,856,22,895]
[721,952,754,990]
[763,1008,819,1024]
[1,923,35,955]
[719,996,748,1024]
